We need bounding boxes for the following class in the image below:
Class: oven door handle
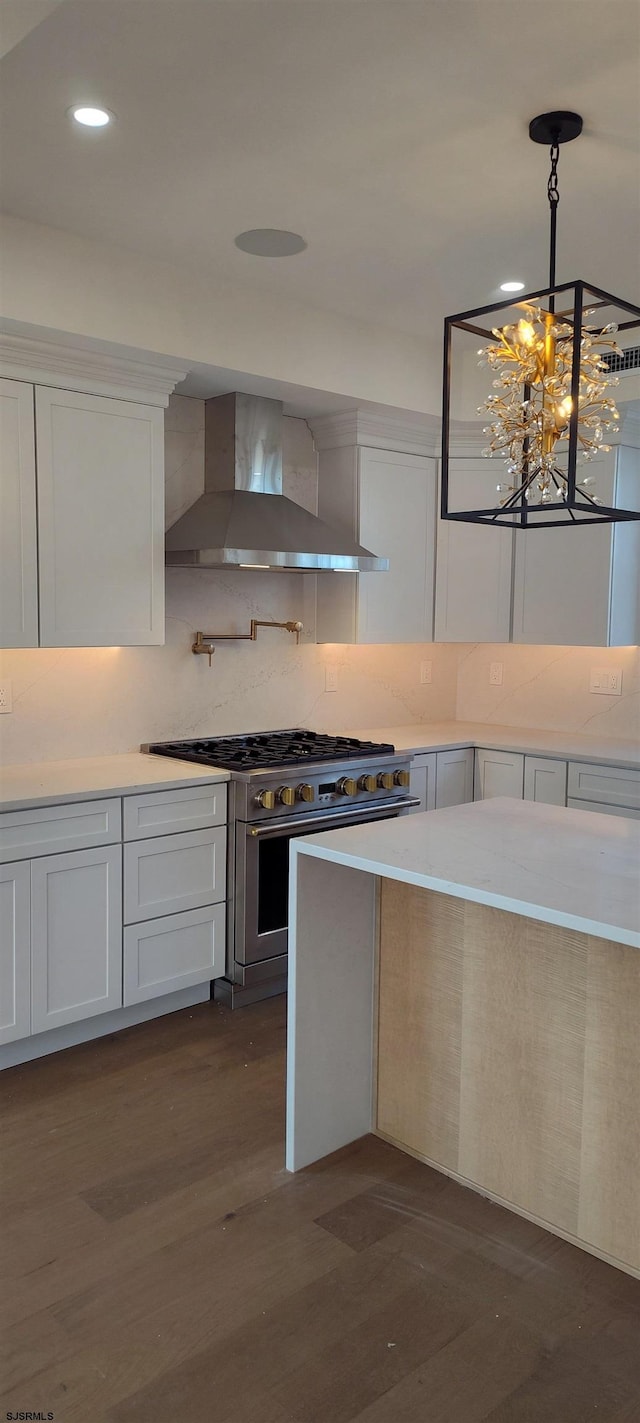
[246,796,421,837]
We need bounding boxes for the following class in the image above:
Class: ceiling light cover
[71,106,112,127]
[234,228,307,257]
[500,281,525,292]
[440,112,640,529]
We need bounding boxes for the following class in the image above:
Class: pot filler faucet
[192,620,303,665]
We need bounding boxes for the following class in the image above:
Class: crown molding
[309,408,441,456]
[0,334,189,406]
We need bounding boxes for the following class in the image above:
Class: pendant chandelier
[440,111,640,528]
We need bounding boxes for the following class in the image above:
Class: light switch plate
[325,662,338,693]
[590,668,622,695]
[0,681,12,713]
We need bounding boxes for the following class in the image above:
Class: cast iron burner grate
[146,728,395,771]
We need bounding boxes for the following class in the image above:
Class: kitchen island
[286,798,640,1277]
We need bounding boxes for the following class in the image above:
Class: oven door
[234,796,420,967]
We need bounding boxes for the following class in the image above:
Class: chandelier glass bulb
[478,303,621,507]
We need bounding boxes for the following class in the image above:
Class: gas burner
[146,728,394,772]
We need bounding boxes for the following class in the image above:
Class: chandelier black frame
[440,112,640,529]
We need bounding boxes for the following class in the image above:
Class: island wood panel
[376,881,640,1275]
[578,935,640,1267]
[457,905,587,1235]
[376,882,464,1168]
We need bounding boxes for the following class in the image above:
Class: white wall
[0,214,440,415]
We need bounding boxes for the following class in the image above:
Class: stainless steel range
[145,729,418,1006]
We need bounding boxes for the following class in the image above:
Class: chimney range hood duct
[165,392,389,572]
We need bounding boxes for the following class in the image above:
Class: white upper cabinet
[312,416,438,644]
[0,379,38,648]
[511,445,640,647]
[435,460,513,643]
[36,387,165,647]
[0,339,186,649]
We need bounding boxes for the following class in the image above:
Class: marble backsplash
[0,395,638,765]
[456,643,640,741]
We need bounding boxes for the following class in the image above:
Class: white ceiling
[1,0,639,340]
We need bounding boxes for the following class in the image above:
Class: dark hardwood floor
[1,996,639,1422]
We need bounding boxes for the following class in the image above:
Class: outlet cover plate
[0,681,12,713]
[325,663,338,693]
[420,660,432,685]
[489,661,503,687]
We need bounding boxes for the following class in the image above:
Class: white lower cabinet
[567,762,640,813]
[410,754,436,813]
[523,756,567,807]
[0,861,30,1045]
[436,748,474,808]
[475,748,524,801]
[30,845,122,1033]
[124,902,225,1006]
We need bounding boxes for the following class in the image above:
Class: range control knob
[278,785,295,807]
[358,774,377,793]
[394,769,410,788]
[297,783,315,803]
[256,789,275,810]
[336,776,357,797]
[377,771,394,791]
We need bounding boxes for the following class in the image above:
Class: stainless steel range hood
[165,392,389,572]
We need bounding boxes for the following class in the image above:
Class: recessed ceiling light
[500,280,525,292]
[70,106,113,127]
[234,229,307,257]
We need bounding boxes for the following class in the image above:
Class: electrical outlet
[489,661,503,687]
[325,662,338,693]
[590,668,622,695]
[0,681,12,713]
[420,660,432,685]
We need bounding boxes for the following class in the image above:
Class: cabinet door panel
[124,826,226,924]
[31,846,122,1033]
[435,462,513,643]
[0,861,30,1044]
[474,748,524,800]
[409,754,436,813]
[436,748,474,807]
[35,387,164,647]
[524,757,567,807]
[124,903,225,1005]
[357,449,436,643]
[512,455,616,646]
[0,378,38,647]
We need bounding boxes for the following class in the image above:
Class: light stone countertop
[0,753,230,813]
[293,797,640,948]
[342,721,640,769]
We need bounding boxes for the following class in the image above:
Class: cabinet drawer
[524,756,567,807]
[0,798,121,864]
[567,762,640,811]
[124,902,226,1005]
[123,782,227,840]
[123,826,226,924]
[567,798,640,821]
